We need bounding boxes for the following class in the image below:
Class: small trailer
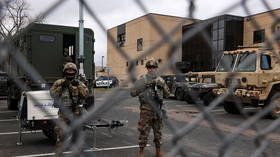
[17,90,125,147]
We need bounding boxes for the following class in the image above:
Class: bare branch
[0,0,31,39]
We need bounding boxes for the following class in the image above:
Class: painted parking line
[0,130,42,135]
[0,110,18,114]
[0,119,17,122]
[13,144,151,157]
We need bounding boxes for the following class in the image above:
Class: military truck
[213,47,280,118]
[4,23,95,142]
[7,23,95,110]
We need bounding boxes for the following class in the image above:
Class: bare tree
[0,0,29,39]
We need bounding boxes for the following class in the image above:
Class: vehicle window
[216,54,237,72]
[97,77,104,81]
[40,35,55,42]
[261,55,272,70]
[234,52,256,72]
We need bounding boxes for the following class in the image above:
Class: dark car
[94,76,119,88]
[0,72,8,96]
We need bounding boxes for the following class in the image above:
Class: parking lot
[0,90,279,157]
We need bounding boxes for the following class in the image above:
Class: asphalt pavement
[0,90,279,157]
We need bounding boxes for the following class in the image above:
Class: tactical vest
[61,83,80,107]
[139,74,164,111]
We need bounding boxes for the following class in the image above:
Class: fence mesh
[0,0,280,157]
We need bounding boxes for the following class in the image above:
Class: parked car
[0,72,8,96]
[94,76,119,88]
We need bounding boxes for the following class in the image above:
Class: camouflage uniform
[131,71,170,149]
[50,63,88,146]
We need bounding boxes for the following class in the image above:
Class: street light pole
[101,56,104,70]
[78,0,85,77]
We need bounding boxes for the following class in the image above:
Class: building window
[253,29,265,44]
[158,59,162,63]
[213,22,218,30]
[212,18,225,51]
[137,38,143,51]
[212,30,218,40]
[126,62,128,67]
[261,55,272,70]
[40,35,55,42]
[218,40,224,51]
[136,60,139,65]
[218,20,224,28]
[117,33,125,47]
[141,59,144,65]
[117,24,126,47]
[218,29,224,40]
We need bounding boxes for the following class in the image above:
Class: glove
[62,80,70,88]
[155,77,164,87]
[71,80,80,86]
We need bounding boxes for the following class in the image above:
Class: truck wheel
[223,101,241,114]
[266,92,280,119]
[184,90,194,104]
[7,98,19,110]
[175,88,184,101]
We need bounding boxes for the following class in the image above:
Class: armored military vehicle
[7,23,95,110]
[213,47,280,118]
[187,73,218,105]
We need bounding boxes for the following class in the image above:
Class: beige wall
[107,14,194,85]
[244,9,280,49]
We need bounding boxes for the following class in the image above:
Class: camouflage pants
[138,109,163,148]
[54,107,82,147]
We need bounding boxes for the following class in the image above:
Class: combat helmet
[63,62,77,79]
[145,59,158,68]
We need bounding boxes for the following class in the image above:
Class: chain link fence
[0,0,280,157]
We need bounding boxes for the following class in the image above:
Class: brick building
[107,9,280,83]
[107,13,195,83]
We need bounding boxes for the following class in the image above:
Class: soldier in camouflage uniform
[131,59,170,157]
[50,62,89,149]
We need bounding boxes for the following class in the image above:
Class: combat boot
[155,147,164,157]
[138,147,144,157]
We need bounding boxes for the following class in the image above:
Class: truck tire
[223,101,241,114]
[175,88,184,101]
[266,92,280,119]
[184,91,194,104]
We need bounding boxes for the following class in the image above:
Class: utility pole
[78,0,85,77]
[102,56,104,70]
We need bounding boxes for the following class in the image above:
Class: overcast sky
[25,0,280,66]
